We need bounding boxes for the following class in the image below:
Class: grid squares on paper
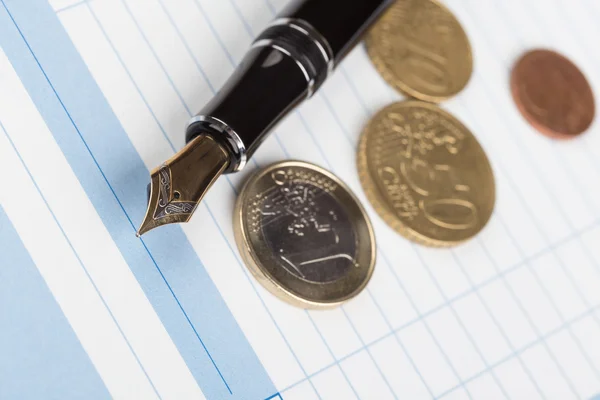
[266,302,335,376]
[8,0,598,398]
[505,267,564,336]
[397,321,460,397]
[493,359,544,400]
[571,317,600,378]
[555,239,600,307]
[490,177,548,259]
[341,296,390,345]
[364,260,420,330]
[453,241,502,287]
[532,253,589,320]
[452,294,513,366]
[520,344,577,399]
[464,374,507,400]
[306,309,363,361]
[280,381,318,400]
[478,280,538,350]
[439,388,471,400]
[369,335,432,399]
[382,242,446,314]
[425,308,487,381]
[417,250,472,301]
[546,330,600,399]
[311,366,359,400]
[339,351,396,400]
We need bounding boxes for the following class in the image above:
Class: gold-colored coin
[357,101,495,247]
[234,161,376,309]
[366,0,473,103]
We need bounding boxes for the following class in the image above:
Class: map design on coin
[366,0,472,102]
[358,101,495,246]
[250,168,358,284]
[235,161,376,309]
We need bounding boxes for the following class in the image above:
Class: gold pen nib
[137,135,230,236]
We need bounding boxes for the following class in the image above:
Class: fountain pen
[137,0,393,236]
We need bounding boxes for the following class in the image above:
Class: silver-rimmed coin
[234,161,376,309]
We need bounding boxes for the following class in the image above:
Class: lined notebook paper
[1,0,600,399]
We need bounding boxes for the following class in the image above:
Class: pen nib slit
[136,135,230,236]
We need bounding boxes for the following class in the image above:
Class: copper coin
[511,49,595,139]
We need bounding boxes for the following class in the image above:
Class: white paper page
[1,0,600,399]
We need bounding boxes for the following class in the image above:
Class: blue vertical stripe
[0,206,111,400]
[0,1,275,398]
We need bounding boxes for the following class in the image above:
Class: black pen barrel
[186,0,393,173]
[188,46,308,164]
[279,0,395,64]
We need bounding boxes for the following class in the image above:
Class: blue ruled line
[0,118,160,399]
[276,218,600,395]
[460,2,600,396]
[0,0,240,394]
[83,3,175,152]
[54,0,87,14]
[32,0,600,397]
[98,0,318,397]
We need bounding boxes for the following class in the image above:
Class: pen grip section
[186,46,308,170]
[186,0,393,173]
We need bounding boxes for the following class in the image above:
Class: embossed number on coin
[234,161,376,309]
[357,101,495,246]
[366,0,473,103]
